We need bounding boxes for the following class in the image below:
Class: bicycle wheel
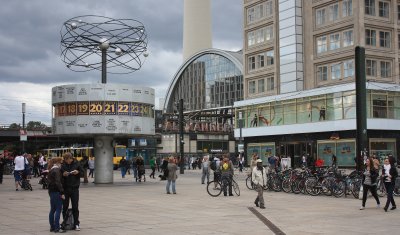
[246,175,254,190]
[291,180,301,194]
[281,178,291,193]
[351,179,362,199]
[305,178,321,196]
[207,181,222,197]
[233,180,240,196]
[332,180,345,198]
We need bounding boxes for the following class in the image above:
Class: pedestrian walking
[132,157,138,181]
[88,156,95,178]
[149,156,156,179]
[166,156,178,194]
[61,152,83,231]
[382,156,398,212]
[80,156,89,183]
[360,157,380,210]
[0,153,5,184]
[201,155,210,184]
[119,157,127,178]
[136,156,145,182]
[47,157,65,233]
[252,159,267,209]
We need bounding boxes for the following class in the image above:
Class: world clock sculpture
[54,15,154,183]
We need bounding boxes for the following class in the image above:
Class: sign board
[20,129,27,141]
[238,144,244,153]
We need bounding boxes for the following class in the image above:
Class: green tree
[27,121,47,130]
[9,123,21,129]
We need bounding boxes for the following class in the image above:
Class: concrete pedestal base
[94,136,114,184]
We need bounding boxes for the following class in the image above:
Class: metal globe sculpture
[60,15,148,79]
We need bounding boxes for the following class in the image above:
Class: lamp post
[22,103,26,153]
[178,99,184,174]
[238,111,244,163]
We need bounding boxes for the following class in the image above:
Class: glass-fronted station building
[158,49,243,159]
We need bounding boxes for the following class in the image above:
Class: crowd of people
[1,150,399,233]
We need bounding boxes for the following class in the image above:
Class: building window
[365,29,376,46]
[343,0,353,17]
[248,81,256,94]
[398,4,400,20]
[266,77,274,91]
[316,8,326,25]
[265,1,273,17]
[343,30,354,47]
[258,79,265,93]
[257,53,265,68]
[248,56,256,71]
[330,33,341,50]
[329,3,339,22]
[317,66,328,81]
[379,1,390,18]
[331,63,341,80]
[380,61,391,78]
[266,50,274,66]
[265,26,273,42]
[247,31,255,47]
[343,60,354,78]
[379,31,391,48]
[366,59,377,76]
[317,36,327,53]
[365,0,375,16]
[247,7,255,24]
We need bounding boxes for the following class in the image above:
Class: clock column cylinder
[94,135,114,183]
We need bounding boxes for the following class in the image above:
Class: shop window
[283,101,297,125]
[271,102,283,126]
[258,106,271,126]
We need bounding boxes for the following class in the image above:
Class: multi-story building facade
[236,0,400,167]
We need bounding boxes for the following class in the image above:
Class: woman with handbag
[360,157,380,210]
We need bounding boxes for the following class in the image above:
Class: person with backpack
[220,156,234,196]
[382,155,398,212]
[252,159,267,209]
[47,157,65,233]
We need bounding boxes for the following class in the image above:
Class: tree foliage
[27,121,47,130]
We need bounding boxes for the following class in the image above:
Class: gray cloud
[0,0,242,124]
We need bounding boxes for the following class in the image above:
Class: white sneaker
[360,206,365,210]
[377,204,381,208]
[75,225,80,231]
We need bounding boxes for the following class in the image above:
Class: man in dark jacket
[61,152,83,231]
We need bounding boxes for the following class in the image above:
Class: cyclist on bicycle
[220,156,234,196]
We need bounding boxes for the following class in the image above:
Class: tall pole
[22,103,26,153]
[101,49,107,84]
[179,99,184,174]
[355,46,368,171]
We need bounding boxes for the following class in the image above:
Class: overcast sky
[0,0,243,126]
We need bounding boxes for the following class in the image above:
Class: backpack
[62,208,74,230]
[210,160,217,171]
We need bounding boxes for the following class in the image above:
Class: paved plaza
[0,169,398,235]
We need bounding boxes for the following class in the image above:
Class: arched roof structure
[164,48,243,112]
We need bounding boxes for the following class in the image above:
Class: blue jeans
[166,180,176,193]
[49,192,63,230]
[121,167,126,178]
